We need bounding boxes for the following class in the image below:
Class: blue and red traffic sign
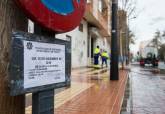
[15,0,86,33]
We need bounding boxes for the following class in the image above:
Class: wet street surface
[25,64,165,114]
[26,67,128,114]
[121,64,165,114]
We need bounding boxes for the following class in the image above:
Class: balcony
[84,0,111,37]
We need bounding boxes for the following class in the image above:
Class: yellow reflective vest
[101,52,109,59]
[94,48,100,54]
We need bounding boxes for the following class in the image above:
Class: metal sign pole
[110,0,119,80]
[32,89,54,114]
[32,25,55,114]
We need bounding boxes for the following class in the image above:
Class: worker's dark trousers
[94,54,99,65]
[102,57,107,67]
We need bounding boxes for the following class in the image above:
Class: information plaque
[9,31,71,96]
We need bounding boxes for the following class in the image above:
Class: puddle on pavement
[122,65,165,114]
[79,68,97,74]
[121,66,165,114]
[92,69,108,75]
[90,69,108,80]
[135,64,165,75]
[159,69,165,75]
[140,69,155,71]
[160,77,165,80]
[131,68,161,76]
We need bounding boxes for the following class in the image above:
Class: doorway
[91,37,96,58]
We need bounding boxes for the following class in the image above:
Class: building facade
[28,0,112,68]
[56,20,88,68]
[57,0,112,68]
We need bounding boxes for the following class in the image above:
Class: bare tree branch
[119,0,138,19]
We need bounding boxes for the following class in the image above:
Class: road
[159,61,165,69]
[121,64,165,114]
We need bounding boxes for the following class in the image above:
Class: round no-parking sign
[15,0,86,33]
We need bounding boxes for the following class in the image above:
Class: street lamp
[110,0,119,80]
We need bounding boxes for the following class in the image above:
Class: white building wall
[28,19,111,68]
[56,20,88,68]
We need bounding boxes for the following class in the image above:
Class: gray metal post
[32,24,55,114]
[110,0,119,80]
[32,90,54,114]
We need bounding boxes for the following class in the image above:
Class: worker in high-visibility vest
[101,50,109,68]
[94,46,100,67]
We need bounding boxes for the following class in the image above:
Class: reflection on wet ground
[78,68,97,74]
[121,76,132,114]
[26,67,128,114]
[121,65,165,114]
[92,69,108,75]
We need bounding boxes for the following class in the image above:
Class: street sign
[24,41,65,89]
[9,31,71,96]
[15,0,86,33]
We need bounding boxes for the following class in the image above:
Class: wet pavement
[26,67,128,114]
[159,62,165,70]
[121,65,165,114]
[159,62,165,74]
[25,64,165,114]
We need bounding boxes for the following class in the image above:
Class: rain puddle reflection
[121,65,165,114]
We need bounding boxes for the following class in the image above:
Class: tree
[119,0,138,20]
[118,0,137,48]
[119,29,135,57]
[128,30,135,44]
[158,44,165,61]
[0,0,28,114]
[151,30,162,51]
[118,0,138,64]
[162,31,165,38]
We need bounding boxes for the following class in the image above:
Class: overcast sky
[128,0,165,54]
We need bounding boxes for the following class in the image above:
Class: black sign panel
[9,31,71,96]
